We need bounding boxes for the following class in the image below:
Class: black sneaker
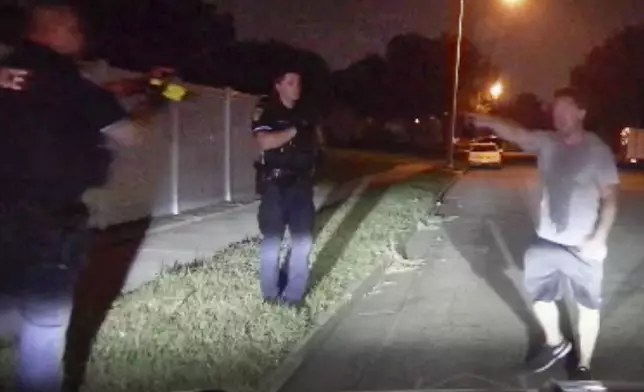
[571,366,593,381]
[526,340,572,373]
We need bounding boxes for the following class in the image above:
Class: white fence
[80,61,260,228]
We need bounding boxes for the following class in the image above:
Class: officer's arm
[251,101,297,150]
[70,75,148,148]
[255,128,297,151]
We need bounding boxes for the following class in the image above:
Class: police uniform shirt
[251,96,316,173]
[251,95,299,137]
[0,41,127,203]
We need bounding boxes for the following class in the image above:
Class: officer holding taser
[0,5,156,391]
[252,68,322,308]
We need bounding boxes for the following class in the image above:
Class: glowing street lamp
[447,0,526,169]
[489,81,504,100]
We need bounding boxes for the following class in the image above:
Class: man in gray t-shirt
[470,88,619,380]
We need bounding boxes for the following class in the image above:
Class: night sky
[217,0,644,100]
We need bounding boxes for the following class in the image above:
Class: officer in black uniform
[252,69,322,307]
[0,5,146,391]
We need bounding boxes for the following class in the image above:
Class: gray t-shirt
[516,131,619,247]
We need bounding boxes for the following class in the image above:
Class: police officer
[252,69,322,307]
[0,5,147,391]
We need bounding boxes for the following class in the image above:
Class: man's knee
[290,233,313,255]
[525,279,562,304]
[571,282,603,310]
[259,193,286,237]
[288,204,314,238]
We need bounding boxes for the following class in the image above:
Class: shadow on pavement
[64,218,151,392]
[439,183,544,365]
[602,256,644,321]
[307,184,389,295]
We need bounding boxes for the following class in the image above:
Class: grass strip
[79,170,451,392]
[0,169,451,392]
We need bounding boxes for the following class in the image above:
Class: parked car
[472,135,504,152]
[468,142,503,169]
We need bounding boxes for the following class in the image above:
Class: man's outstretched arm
[468,113,545,153]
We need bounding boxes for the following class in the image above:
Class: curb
[431,168,466,216]
[257,168,463,392]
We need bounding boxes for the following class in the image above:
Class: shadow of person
[439,179,543,367]
[64,217,151,392]
[63,106,170,391]
[307,185,388,296]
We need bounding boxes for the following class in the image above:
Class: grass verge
[315,148,430,184]
[79,170,451,392]
[0,168,451,392]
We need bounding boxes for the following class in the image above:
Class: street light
[446,0,523,169]
[489,81,504,100]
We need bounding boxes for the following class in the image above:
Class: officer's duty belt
[266,168,313,180]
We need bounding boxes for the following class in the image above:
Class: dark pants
[258,180,315,303]
[0,202,89,392]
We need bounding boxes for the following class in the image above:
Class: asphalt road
[278,163,644,391]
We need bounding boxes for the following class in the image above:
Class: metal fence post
[170,102,181,215]
[223,88,233,202]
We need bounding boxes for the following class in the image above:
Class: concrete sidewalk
[275,167,644,392]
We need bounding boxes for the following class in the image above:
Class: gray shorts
[524,236,604,309]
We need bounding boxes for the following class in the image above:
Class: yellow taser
[163,83,188,101]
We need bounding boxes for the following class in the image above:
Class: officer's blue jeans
[0,203,88,392]
[258,180,315,303]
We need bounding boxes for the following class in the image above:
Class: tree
[73,0,236,76]
[384,32,499,120]
[570,23,644,146]
[74,1,331,102]
[224,39,331,108]
[332,54,388,118]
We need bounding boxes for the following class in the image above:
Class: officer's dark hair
[272,68,301,87]
[554,87,587,110]
[24,2,80,37]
